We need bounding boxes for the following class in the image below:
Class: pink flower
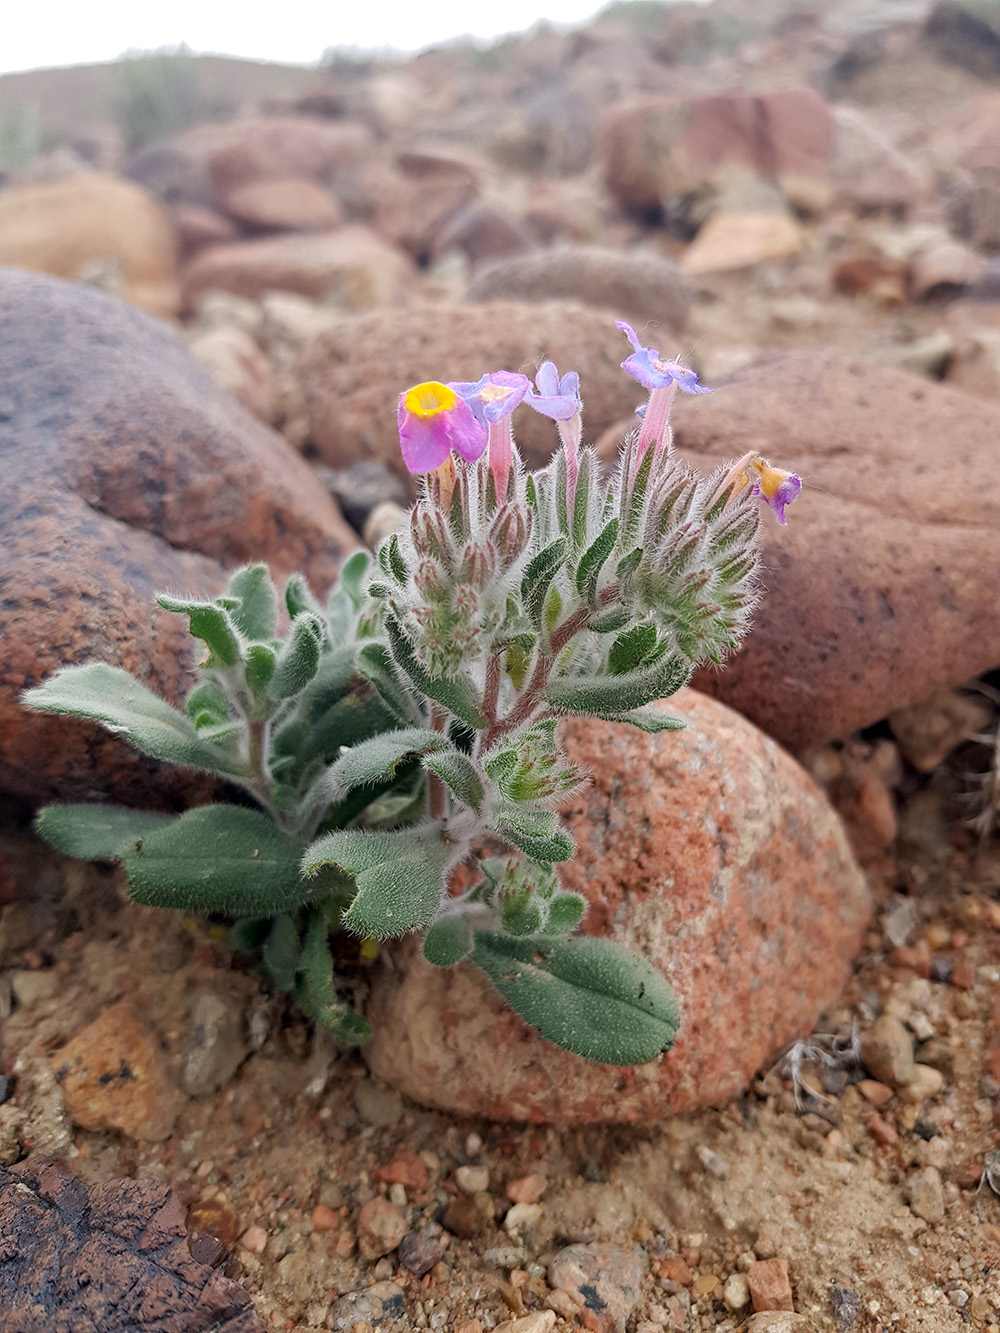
[397,381,488,474]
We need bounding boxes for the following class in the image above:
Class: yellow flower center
[404,381,457,418]
[748,455,790,499]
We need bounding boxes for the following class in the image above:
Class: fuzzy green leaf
[35,804,173,862]
[495,808,574,864]
[588,605,631,634]
[185,681,231,729]
[271,613,324,700]
[543,892,587,935]
[156,594,242,667]
[262,913,300,992]
[576,517,619,607]
[23,663,244,775]
[303,822,452,940]
[297,909,371,1044]
[285,573,323,620]
[423,750,485,814]
[608,623,658,675]
[122,804,321,916]
[384,614,487,730]
[600,708,687,734]
[244,643,277,697]
[320,728,448,806]
[339,549,373,609]
[543,653,690,715]
[423,915,474,967]
[521,537,568,629]
[471,933,680,1065]
[227,564,278,641]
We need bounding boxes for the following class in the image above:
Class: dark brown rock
[0,267,357,807]
[668,350,1000,750]
[467,245,692,332]
[0,1157,265,1332]
[363,690,869,1123]
[299,301,655,485]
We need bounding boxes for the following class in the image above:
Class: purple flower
[616,321,711,395]
[527,361,581,420]
[397,381,488,474]
[451,371,531,425]
[749,457,802,525]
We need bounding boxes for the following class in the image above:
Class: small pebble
[10,970,61,1007]
[507,1173,547,1204]
[861,1015,914,1088]
[357,1198,407,1260]
[456,1165,491,1194]
[398,1231,445,1277]
[354,1080,404,1127]
[492,1314,555,1333]
[904,1166,945,1223]
[747,1258,794,1313]
[830,1284,861,1332]
[948,1290,969,1309]
[695,1145,730,1177]
[724,1273,750,1311]
[311,1204,339,1233]
[900,1063,944,1106]
[239,1225,268,1253]
[505,1202,543,1240]
[857,1079,893,1107]
[692,1273,718,1298]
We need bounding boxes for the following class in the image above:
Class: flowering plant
[24,323,799,1065]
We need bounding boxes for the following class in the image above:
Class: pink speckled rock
[363,689,869,1124]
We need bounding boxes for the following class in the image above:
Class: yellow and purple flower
[726,452,803,525]
[397,381,488,474]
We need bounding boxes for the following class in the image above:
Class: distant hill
[0,54,320,148]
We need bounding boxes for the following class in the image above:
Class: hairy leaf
[156,594,242,667]
[543,653,690,715]
[495,808,574,863]
[471,933,680,1064]
[36,804,173,862]
[608,622,658,675]
[521,537,568,629]
[320,727,449,805]
[384,614,487,730]
[24,663,244,775]
[423,914,474,967]
[262,913,300,992]
[297,910,371,1044]
[303,822,454,940]
[271,613,324,700]
[423,750,485,814]
[122,804,320,916]
[227,564,278,640]
[576,516,619,607]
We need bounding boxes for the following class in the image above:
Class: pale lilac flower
[527,361,581,420]
[397,381,487,474]
[616,321,711,395]
[451,371,531,424]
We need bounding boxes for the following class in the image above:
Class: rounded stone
[467,246,692,333]
[670,349,1000,750]
[299,300,648,486]
[363,689,870,1123]
[0,268,357,808]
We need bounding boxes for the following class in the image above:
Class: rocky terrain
[4,1,1000,1329]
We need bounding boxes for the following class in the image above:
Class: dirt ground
[2,696,1000,1333]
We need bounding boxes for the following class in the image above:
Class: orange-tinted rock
[221,178,344,233]
[748,1259,794,1313]
[50,1002,180,1142]
[180,225,412,311]
[602,89,833,219]
[0,268,357,807]
[363,690,869,1124]
[467,245,692,332]
[668,350,1000,750]
[681,209,804,275]
[0,174,179,319]
[300,301,654,486]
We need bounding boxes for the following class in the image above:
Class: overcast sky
[0,0,629,74]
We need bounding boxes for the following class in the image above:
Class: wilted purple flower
[398,381,488,474]
[725,452,803,525]
[616,321,711,395]
[527,361,581,420]
[749,456,802,525]
[451,371,531,425]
